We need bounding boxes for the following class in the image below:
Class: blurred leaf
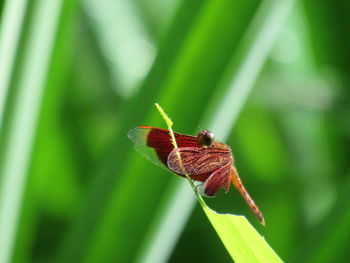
[0,0,28,130]
[10,1,80,262]
[297,172,350,263]
[0,0,69,262]
[84,0,156,97]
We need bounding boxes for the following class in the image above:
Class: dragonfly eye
[197,130,215,147]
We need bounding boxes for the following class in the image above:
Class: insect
[128,126,265,225]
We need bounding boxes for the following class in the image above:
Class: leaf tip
[154,103,173,127]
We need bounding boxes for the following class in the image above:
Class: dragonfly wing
[128,127,169,170]
[203,162,232,197]
[167,147,232,175]
[128,126,199,170]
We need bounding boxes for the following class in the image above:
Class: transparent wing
[167,147,232,175]
[127,126,168,170]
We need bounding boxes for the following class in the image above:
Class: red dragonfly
[128,126,265,225]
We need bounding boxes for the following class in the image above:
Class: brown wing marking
[203,161,232,197]
[167,147,231,175]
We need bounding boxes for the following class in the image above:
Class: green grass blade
[0,0,28,130]
[203,208,281,263]
[154,103,206,201]
[0,1,64,262]
[10,1,80,262]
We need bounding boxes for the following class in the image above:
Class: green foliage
[0,0,349,262]
[203,208,281,263]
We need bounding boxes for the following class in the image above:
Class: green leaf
[203,207,281,263]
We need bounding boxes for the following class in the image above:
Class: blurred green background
[0,0,349,262]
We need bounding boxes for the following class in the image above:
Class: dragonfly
[128,126,265,225]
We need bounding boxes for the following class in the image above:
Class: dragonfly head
[197,130,215,147]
